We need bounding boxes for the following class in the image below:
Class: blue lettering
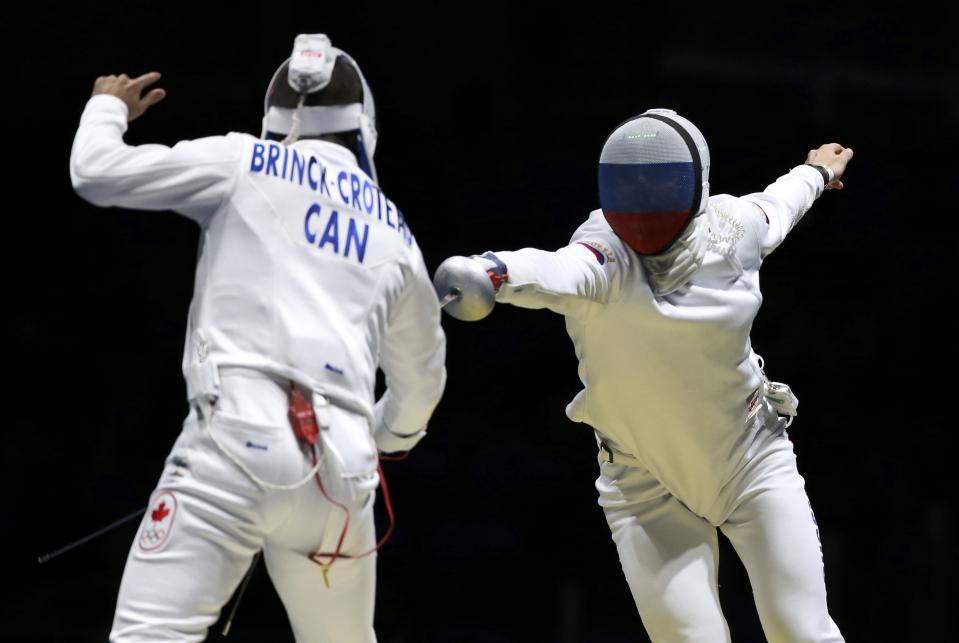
[350,174,361,209]
[251,143,265,173]
[307,156,319,191]
[362,181,375,214]
[324,363,345,375]
[304,203,321,243]
[319,165,331,197]
[291,150,305,185]
[319,211,340,253]
[337,171,350,205]
[398,209,412,245]
[265,143,281,176]
[385,200,396,229]
[281,146,289,180]
[374,186,384,220]
[345,218,370,263]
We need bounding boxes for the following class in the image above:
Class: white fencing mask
[262,34,379,181]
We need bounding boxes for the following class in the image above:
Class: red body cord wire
[307,447,398,570]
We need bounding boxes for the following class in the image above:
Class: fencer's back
[186,136,421,415]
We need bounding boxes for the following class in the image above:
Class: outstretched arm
[490,241,618,315]
[70,72,241,224]
[440,211,628,318]
[744,143,854,255]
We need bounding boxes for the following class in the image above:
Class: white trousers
[111,371,380,642]
[597,423,844,642]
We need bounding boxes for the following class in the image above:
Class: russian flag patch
[577,242,608,265]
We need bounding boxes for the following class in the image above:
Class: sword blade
[438,288,462,309]
[38,507,146,564]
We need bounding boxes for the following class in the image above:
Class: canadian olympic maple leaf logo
[139,492,177,553]
[151,501,170,523]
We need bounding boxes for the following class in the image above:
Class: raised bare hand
[91,72,166,122]
[806,143,854,190]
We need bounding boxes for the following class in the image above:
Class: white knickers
[596,421,845,643]
[111,370,379,642]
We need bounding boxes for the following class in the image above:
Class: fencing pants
[596,420,844,643]
[110,370,380,642]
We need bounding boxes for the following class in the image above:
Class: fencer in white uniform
[442,110,853,642]
[69,35,446,642]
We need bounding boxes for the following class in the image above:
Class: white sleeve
[741,164,826,256]
[69,95,241,224]
[493,211,627,317]
[372,249,447,452]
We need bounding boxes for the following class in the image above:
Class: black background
[7,2,958,641]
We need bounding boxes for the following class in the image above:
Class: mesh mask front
[598,109,710,256]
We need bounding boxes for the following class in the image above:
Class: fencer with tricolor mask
[434,108,846,641]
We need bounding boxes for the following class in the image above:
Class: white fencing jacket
[70,95,446,447]
[494,166,825,516]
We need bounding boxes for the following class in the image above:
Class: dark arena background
[6,2,957,641]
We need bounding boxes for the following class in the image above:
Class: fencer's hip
[184,367,379,495]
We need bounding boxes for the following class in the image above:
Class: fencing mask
[262,34,379,181]
[598,109,710,256]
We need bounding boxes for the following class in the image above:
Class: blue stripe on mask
[599,162,696,214]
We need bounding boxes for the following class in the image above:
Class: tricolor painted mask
[598,109,710,256]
